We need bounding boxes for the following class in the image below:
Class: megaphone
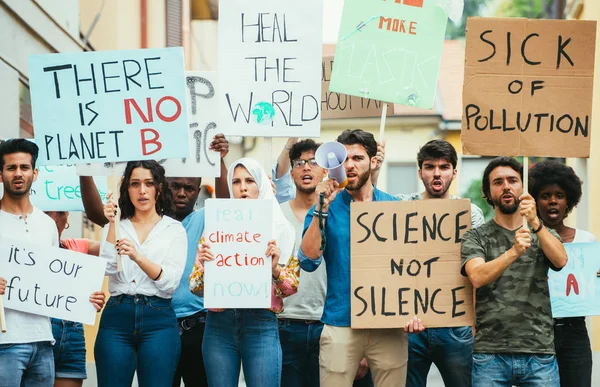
[315,141,348,188]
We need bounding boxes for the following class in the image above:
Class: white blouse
[100,216,187,298]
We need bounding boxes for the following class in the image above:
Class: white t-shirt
[572,229,597,243]
[100,216,187,298]
[278,201,326,321]
[0,208,58,345]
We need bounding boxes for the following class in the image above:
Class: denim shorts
[51,318,87,379]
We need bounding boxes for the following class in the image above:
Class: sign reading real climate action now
[462,18,597,157]
[350,199,474,329]
[29,47,189,165]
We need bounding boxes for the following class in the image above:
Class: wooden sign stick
[523,156,529,230]
[0,296,6,333]
[109,163,123,271]
[379,103,388,142]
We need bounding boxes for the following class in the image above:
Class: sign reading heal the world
[462,18,596,157]
[76,72,220,177]
[218,0,322,137]
[549,242,600,318]
[203,199,273,308]
[29,47,189,165]
[0,235,106,325]
[329,0,448,109]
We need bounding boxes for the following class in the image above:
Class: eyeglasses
[292,158,319,169]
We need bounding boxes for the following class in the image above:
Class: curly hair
[482,157,523,207]
[119,160,174,219]
[288,139,321,164]
[529,160,582,215]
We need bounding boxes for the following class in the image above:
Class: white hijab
[227,158,295,264]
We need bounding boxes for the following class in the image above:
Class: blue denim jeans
[472,353,560,387]
[203,309,281,387]
[554,317,592,387]
[0,341,54,387]
[51,318,87,379]
[278,319,323,387]
[407,326,473,387]
[94,295,181,387]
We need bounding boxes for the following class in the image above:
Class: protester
[461,157,567,387]
[45,210,104,387]
[395,139,483,387]
[0,139,103,387]
[79,133,230,387]
[95,160,187,387]
[189,157,299,387]
[530,160,596,387]
[299,129,424,387]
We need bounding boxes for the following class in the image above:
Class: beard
[3,178,33,197]
[346,169,370,191]
[424,180,450,198]
[296,184,317,194]
[492,193,520,215]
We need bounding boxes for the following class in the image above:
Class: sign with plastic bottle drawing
[329,0,460,109]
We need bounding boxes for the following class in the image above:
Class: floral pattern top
[189,239,300,313]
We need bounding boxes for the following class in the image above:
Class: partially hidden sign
[549,242,600,318]
[350,199,474,328]
[462,18,597,158]
[76,72,220,177]
[203,199,273,308]
[29,47,189,165]
[0,235,106,325]
[322,57,394,119]
[218,0,322,137]
[329,0,448,109]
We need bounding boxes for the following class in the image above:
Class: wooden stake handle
[0,296,7,333]
[523,156,529,230]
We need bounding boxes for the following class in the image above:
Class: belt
[178,311,207,331]
[554,317,585,326]
[280,318,321,325]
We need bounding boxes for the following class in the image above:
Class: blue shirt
[298,187,398,327]
[171,209,206,318]
[271,163,295,204]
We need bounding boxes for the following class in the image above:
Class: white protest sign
[203,199,273,308]
[0,235,106,325]
[29,47,189,166]
[218,0,322,137]
[76,72,221,177]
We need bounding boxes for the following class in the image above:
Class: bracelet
[153,268,163,281]
[284,144,292,150]
[531,221,544,234]
[313,211,328,218]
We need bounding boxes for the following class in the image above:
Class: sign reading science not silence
[462,18,597,157]
[350,199,474,329]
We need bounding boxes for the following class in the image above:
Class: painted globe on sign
[252,102,276,125]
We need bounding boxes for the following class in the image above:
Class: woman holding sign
[189,157,298,387]
[96,160,187,387]
[530,160,597,387]
[45,210,104,387]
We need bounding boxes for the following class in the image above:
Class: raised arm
[79,176,108,226]
[210,134,230,199]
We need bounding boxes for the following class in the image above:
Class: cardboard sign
[76,72,220,177]
[350,199,474,328]
[29,47,189,165]
[0,235,106,325]
[218,0,322,137]
[322,57,394,119]
[549,242,600,318]
[329,0,448,109]
[462,18,596,158]
[203,199,273,308]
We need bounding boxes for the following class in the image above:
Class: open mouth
[431,180,443,190]
[301,174,313,184]
[138,198,149,205]
[240,193,250,199]
[546,208,560,219]
[13,181,24,189]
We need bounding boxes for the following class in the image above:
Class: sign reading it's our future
[462,18,597,157]
[350,199,474,329]
[29,47,189,165]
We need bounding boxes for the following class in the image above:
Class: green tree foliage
[493,0,546,18]
[463,178,495,222]
[446,0,491,39]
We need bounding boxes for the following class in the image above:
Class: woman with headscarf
[189,157,299,387]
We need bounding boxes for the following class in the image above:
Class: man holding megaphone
[299,129,424,387]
